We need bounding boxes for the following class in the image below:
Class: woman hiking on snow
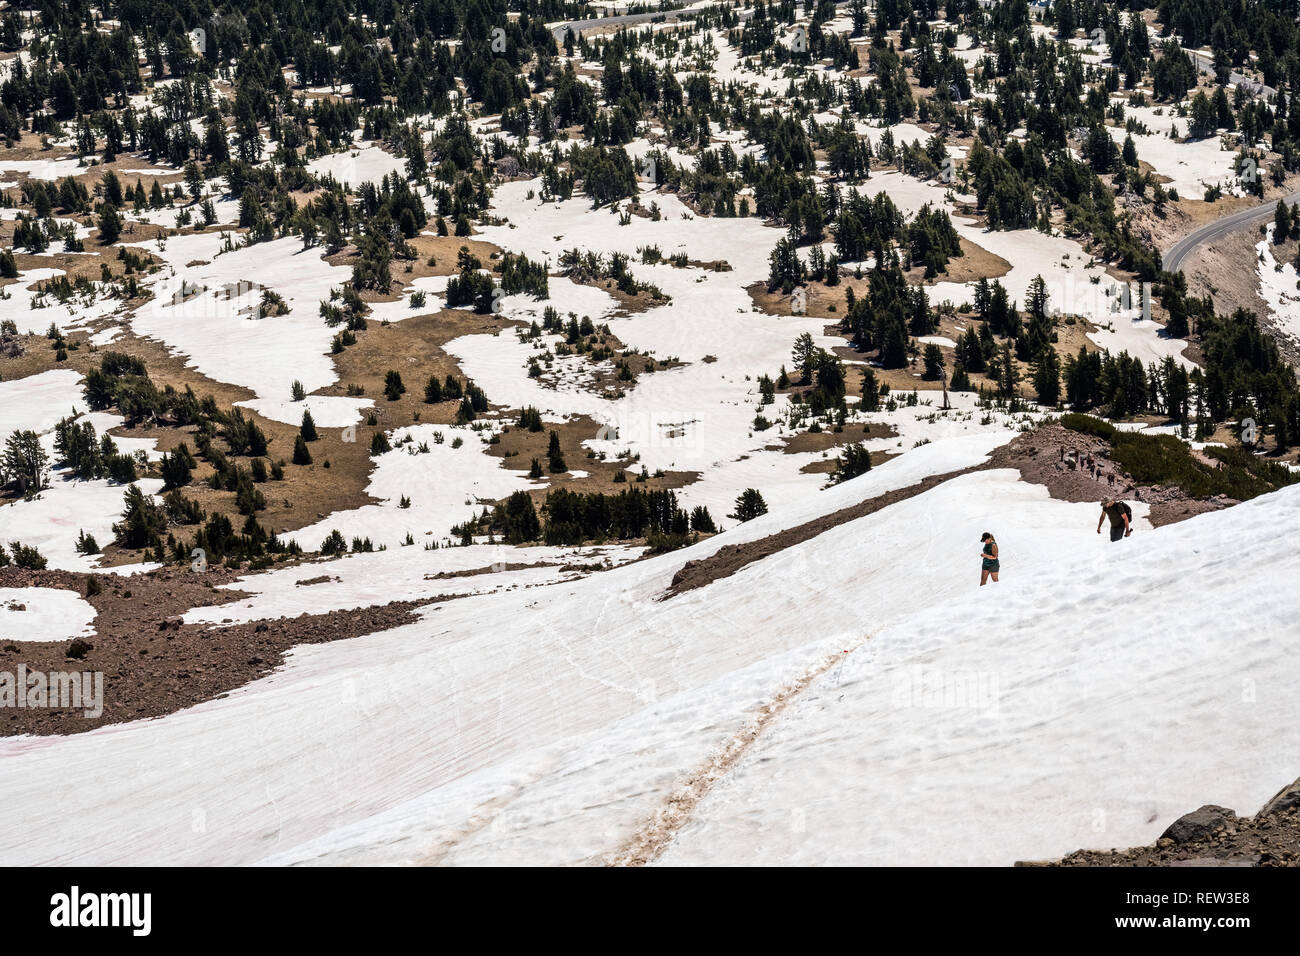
[980,532,999,586]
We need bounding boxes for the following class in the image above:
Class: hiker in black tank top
[980,532,999,586]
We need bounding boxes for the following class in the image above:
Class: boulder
[1160,805,1236,844]
[1259,778,1300,817]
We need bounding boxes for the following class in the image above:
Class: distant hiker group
[1059,445,1119,487]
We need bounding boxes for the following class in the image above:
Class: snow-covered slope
[0,433,1295,866]
[662,484,1300,865]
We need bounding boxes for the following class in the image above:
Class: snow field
[0,587,97,643]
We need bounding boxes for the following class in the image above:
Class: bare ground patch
[0,564,444,736]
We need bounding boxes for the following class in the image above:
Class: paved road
[549,0,857,37]
[550,9,676,36]
[549,2,748,37]
[1184,48,1274,98]
[1162,191,1300,272]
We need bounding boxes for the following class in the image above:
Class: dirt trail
[606,646,858,866]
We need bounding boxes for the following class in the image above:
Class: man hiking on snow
[1097,498,1132,542]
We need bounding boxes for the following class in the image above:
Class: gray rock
[1160,805,1237,844]
[1259,778,1300,817]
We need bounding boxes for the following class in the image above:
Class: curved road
[1185,48,1274,99]
[1162,191,1300,273]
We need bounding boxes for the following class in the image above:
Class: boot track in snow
[605,643,865,866]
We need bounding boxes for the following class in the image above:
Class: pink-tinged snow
[0,588,96,643]
[704,29,792,96]
[0,368,156,460]
[858,121,933,152]
[675,393,1022,520]
[0,368,166,571]
[184,542,642,626]
[0,209,94,247]
[927,226,1187,368]
[0,475,164,573]
[284,423,541,551]
[1255,232,1300,348]
[240,395,374,430]
[123,190,241,229]
[0,434,1006,865]
[125,233,438,426]
[624,136,696,173]
[1065,36,1111,63]
[1086,311,1195,368]
[0,370,86,447]
[846,169,969,219]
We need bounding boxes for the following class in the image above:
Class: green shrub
[1064,413,1298,501]
[1059,413,1117,442]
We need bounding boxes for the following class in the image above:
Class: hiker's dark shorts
[982,558,999,572]
[1110,524,1125,542]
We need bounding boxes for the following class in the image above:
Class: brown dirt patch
[910,236,1012,286]
[775,420,895,455]
[489,413,700,502]
[324,308,510,429]
[983,423,1235,527]
[0,564,447,736]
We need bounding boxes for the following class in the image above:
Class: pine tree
[384,370,405,401]
[729,488,768,523]
[922,343,945,380]
[1,429,50,493]
[113,484,167,549]
[1032,347,1062,406]
[300,409,318,442]
[860,367,881,411]
[1122,134,1138,167]
[998,341,1020,398]
[547,430,566,472]
[97,204,121,244]
[831,443,872,483]
[1275,200,1291,244]
[689,506,717,533]
[950,355,972,391]
[292,434,313,465]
